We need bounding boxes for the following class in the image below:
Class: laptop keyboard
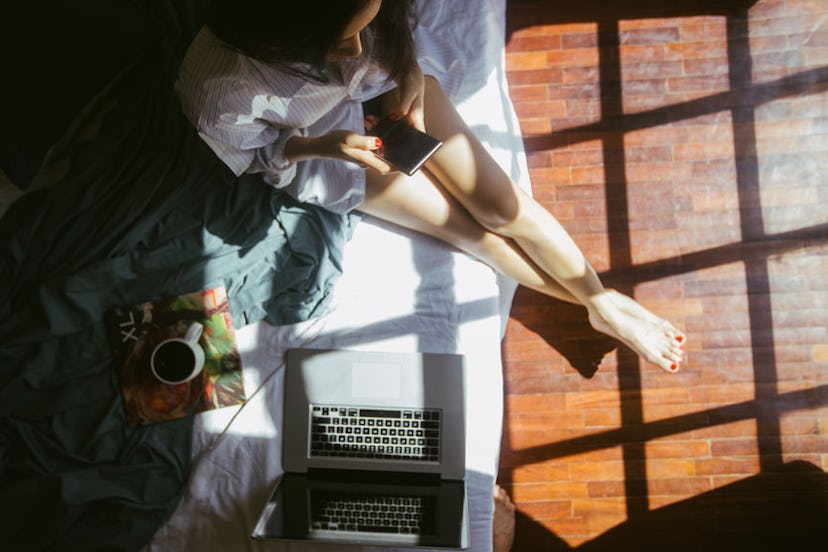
[309,405,441,462]
[310,492,436,535]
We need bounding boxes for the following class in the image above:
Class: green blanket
[0,2,357,550]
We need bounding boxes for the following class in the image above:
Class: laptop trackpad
[352,361,402,399]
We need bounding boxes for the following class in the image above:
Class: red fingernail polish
[374,137,383,149]
[676,336,684,343]
[670,363,678,371]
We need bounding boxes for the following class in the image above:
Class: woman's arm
[285,131,391,174]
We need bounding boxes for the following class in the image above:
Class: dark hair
[207,0,417,82]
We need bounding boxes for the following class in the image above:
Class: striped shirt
[175,15,464,214]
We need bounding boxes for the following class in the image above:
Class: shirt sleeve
[193,78,306,188]
[245,126,303,188]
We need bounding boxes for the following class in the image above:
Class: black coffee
[153,341,195,382]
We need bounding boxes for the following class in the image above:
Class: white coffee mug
[150,322,205,384]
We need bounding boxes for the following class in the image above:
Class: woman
[175,0,686,372]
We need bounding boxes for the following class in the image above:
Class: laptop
[251,347,470,549]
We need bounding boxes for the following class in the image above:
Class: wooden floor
[498,0,828,549]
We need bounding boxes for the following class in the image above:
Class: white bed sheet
[145,1,530,550]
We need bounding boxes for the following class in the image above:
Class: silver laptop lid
[283,348,466,480]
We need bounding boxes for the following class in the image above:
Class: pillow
[0,1,161,188]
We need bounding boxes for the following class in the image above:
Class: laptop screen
[252,473,468,549]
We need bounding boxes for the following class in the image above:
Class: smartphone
[369,117,443,176]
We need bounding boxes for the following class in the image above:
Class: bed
[0,1,530,551]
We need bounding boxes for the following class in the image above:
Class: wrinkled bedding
[0,2,357,550]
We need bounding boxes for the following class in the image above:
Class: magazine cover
[105,286,245,427]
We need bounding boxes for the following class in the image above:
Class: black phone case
[370,118,443,176]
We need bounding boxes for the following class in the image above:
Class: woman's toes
[656,350,681,372]
[666,361,680,373]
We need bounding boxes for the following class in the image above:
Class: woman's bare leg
[415,77,685,371]
[360,168,578,303]
[361,164,684,371]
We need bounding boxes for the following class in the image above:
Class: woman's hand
[285,130,392,174]
[383,63,425,132]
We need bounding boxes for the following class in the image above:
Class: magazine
[105,286,245,427]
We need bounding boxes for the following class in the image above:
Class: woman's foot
[493,484,515,552]
[587,289,686,373]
